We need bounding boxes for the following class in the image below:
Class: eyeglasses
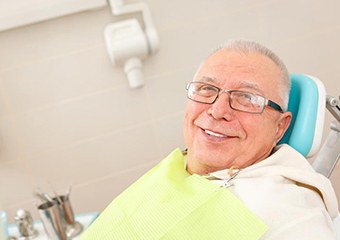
[185,81,284,114]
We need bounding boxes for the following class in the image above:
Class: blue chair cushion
[279,74,321,157]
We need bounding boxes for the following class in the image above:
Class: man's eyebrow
[197,77,264,94]
[236,80,264,95]
[198,76,218,83]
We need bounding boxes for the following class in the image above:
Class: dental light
[104,0,159,88]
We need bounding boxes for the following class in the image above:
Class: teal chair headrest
[279,74,325,157]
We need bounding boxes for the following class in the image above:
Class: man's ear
[275,112,292,143]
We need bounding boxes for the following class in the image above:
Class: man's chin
[188,151,233,173]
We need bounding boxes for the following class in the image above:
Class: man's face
[183,50,291,174]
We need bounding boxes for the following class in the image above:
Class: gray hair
[198,39,291,111]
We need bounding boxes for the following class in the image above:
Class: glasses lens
[187,82,218,103]
[230,91,265,113]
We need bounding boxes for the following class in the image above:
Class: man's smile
[204,129,226,138]
[199,127,239,142]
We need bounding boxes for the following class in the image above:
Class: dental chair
[280,74,340,237]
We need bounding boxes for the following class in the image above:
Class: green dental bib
[81,148,268,240]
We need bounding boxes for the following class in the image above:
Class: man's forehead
[203,49,279,74]
[196,51,281,91]
[197,76,265,94]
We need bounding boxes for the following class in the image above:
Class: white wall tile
[153,111,185,157]
[0,79,10,117]
[0,115,21,163]
[0,161,37,206]
[278,30,340,92]
[318,69,340,97]
[21,121,159,189]
[0,8,112,71]
[0,45,125,115]
[8,85,151,158]
[145,67,194,118]
[143,7,263,79]
[256,0,340,41]
[145,0,270,31]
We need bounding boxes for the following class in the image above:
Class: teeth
[205,129,225,138]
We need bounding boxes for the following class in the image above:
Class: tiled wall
[1,0,340,222]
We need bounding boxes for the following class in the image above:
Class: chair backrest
[279,74,340,238]
[279,74,326,158]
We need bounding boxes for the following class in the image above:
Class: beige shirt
[202,144,338,239]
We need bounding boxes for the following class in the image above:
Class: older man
[184,42,292,174]
[81,40,338,240]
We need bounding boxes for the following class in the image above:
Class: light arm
[312,95,340,178]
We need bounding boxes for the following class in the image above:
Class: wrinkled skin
[184,50,292,175]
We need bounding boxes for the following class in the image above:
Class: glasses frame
[186,81,284,114]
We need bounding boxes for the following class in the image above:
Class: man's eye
[197,85,217,96]
[200,85,216,91]
[235,92,259,105]
[243,93,256,102]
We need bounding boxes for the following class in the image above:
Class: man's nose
[208,92,234,120]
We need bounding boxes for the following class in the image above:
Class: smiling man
[184,47,292,175]
[81,40,338,240]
